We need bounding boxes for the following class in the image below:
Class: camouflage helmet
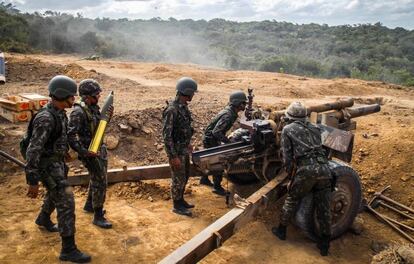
[48,75,77,100]
[79,79,102,96]
[285,101,307,120]
[176,77,198,96]
[229,91,247,106]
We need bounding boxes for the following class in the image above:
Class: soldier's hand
[108,105,114,119]
[170,157,181,171]
[27,185,39,199]
[187,144,193,153]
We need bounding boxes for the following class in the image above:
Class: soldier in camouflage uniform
[25,75,91,263]
[201,91,248,195]
[272,101,332,256]
[162,77,197,216]
[68,79,113,229]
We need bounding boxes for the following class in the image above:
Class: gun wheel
[295,163,362,241]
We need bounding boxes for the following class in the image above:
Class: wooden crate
[0,106,32,123]
[0,96,32,111]
[19,93,49,110]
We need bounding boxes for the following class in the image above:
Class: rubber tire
[294,164,362,241]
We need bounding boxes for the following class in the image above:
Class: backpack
[20,107,62,160]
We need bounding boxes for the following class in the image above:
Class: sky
[8,0,414,29]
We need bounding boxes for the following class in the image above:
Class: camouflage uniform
[279,120,332,238]
[25,103,75,237]
[67,100,108,210]
[162,96,194,201]
[202,105,238,186]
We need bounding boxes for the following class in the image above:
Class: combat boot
[35,211,58,232]
[200,176,213,187]
[172,200,192,216]
[83,193,93,213]
[181,199,195,209]
[272,224,287,240]
[93,207,112,229]
[212,185,226,196]
[59,235,91,263]
[317,235,330,256]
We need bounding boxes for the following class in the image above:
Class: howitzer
[192,96,380,241]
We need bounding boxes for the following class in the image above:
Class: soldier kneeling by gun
[68,79,113,229]
[200,91,248,196]
[24,75,91,263]
[272,102,332,257]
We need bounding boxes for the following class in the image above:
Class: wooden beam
[159,173,288,264]
[67,163,200,186]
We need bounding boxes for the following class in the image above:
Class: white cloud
[345,0,359,10]
[8,0,414,29]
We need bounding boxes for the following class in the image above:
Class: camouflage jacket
[281,120,328,176]
[203,105,238,146]
[25,103,68,185]
[162,96,194,158]
[67,101,100,158]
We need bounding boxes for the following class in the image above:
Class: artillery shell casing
[88,120,108,154]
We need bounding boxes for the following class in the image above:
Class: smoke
[26,14,226,67]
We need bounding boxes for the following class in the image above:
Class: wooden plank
[159,173,288,264]
[67,163,200,186]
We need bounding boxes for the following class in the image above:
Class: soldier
[272,101,332,256]
[67,79,113,229]
[200,91,248,195]
[162,77,197,216]
[25,75,91,263]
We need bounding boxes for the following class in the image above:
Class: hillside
[0,53,413,263]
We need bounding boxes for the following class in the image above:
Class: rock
[397,245,414,263]
[148,196,154,202]
[371,133,379,137]
[362,133,369,139]
[119,123,132,133]
[157,144,163,151]
[371,240,389,253]
[128,118,142,129]
[350,215,364,235]
[105,135,119,150]
[142,126,152,134]
[400,174,411,182]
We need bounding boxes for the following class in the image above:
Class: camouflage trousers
[203,140,223,187]
[83,156,108,209]
[40,162,76,237]
[280,164,332,237]
[170,154,190,201]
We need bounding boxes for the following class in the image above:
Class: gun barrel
[307,98,354,113]
[270,98,355,121]
[0,150,26,168]
[335,104,381,120]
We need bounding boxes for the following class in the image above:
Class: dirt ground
[0,53,413,263]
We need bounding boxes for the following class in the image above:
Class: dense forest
[1,2,414,86]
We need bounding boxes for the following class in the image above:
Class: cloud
[12,0,107,10]
[7,0,414,29]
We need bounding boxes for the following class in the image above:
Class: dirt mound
[62,63,101,80]
[4,56,65,83]
[105,99,227,164]
[150,66,170,73]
